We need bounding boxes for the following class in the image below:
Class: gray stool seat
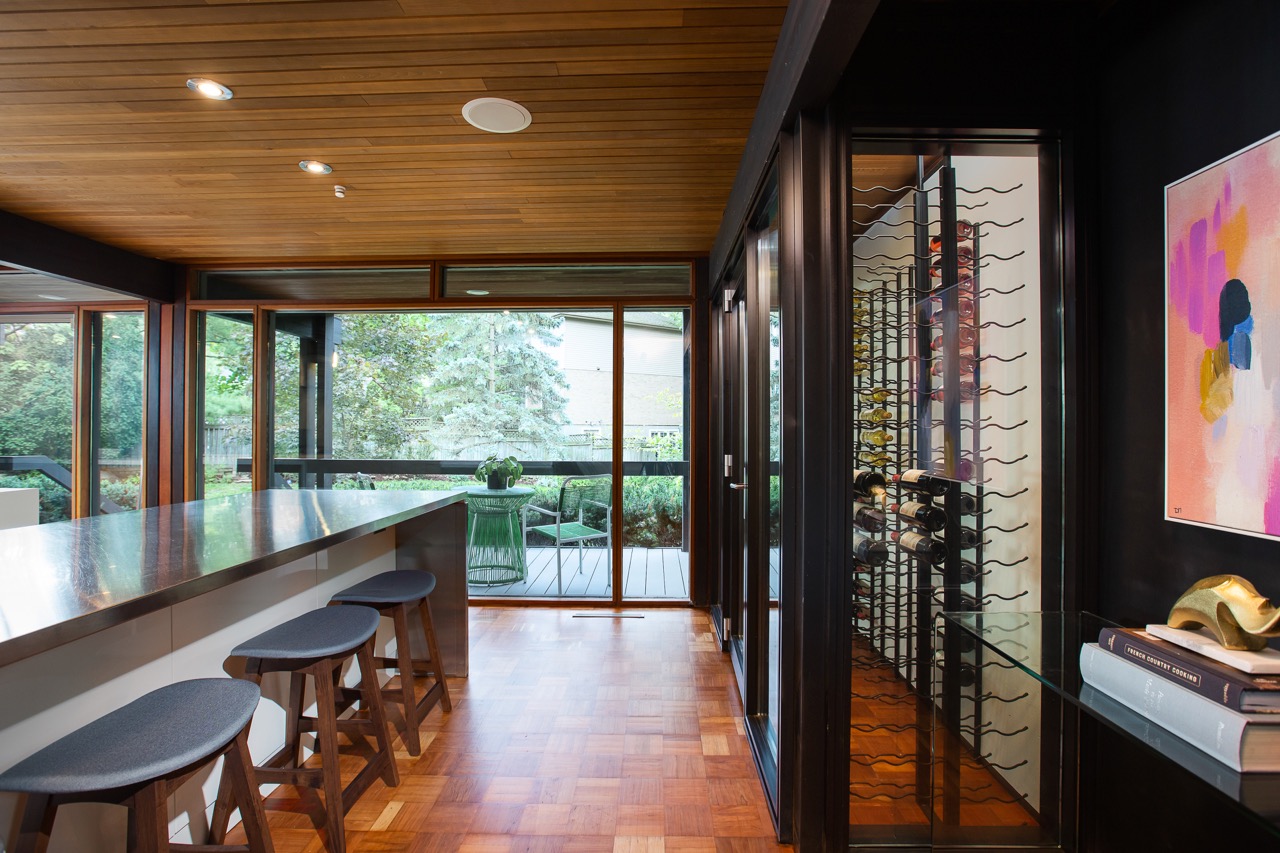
[230,605,379,660]
[331,570,436,605]
[0,678,260,794]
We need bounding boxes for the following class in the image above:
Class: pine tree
[419,312,569,456]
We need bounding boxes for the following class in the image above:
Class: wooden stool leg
[356,639,400,788]
[283,670,307,766]
[223,727,275,853]
[390,602,421,755]
[13,793,55,853]
[132,780,171,853]
[208,759,235,844]
[418,596,452,712]
[311,667,347,853]
[211,669,263,842]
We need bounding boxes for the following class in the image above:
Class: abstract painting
[1167,129,1280,540]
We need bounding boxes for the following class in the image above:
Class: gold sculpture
[1167,575,1280,651]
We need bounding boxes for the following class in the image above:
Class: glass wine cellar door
[847,141,1067,849]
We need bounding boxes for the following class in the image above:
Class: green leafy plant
[474,454,523,488]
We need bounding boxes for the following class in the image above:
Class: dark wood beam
[709,0,879,287]
[0,209,177,303]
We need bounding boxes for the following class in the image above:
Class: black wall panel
[1095,0,1280,625]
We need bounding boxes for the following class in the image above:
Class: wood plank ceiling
[0,1,789,265]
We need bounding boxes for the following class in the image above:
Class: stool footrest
[371,655,441,675]
[255,765,325,789]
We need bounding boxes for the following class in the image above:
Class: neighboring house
[553,311,687,458]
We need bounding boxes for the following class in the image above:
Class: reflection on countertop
[0,489,465,666]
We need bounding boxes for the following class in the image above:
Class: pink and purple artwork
[1167,129,1280,540]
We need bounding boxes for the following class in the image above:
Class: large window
[195,311,254,498]
[0,314,75,523]
[91,311,145,514]
[622,309,690,600]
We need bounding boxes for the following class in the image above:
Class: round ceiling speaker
[461,97,532,134]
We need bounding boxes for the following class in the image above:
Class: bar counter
[0,488,465,667]
[0,489,468,850]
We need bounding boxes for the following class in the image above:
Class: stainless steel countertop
[0,489,466,667]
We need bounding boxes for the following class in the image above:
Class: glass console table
[934,611,1280,848]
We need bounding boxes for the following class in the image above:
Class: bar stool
[328,570,451,755]
[0,678,272,853]
[211,605,397,853]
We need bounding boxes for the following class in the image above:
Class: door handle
[729,483,748,490]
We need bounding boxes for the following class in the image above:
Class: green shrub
[101,476,140,511]
[622,476,684,548]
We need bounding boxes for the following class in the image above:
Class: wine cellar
[847,147,1059,847]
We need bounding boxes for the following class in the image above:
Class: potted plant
[474,455,523,490]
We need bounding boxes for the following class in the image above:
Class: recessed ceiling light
[186,77,234,100]
[462,98,532,134]
[465,289,490,296]
[37,294,67,301]
[299,160,333,175]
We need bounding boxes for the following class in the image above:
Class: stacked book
[1080,625,1280,772]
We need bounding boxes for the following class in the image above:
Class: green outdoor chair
[522,475,612,594]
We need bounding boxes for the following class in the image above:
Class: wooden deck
[469,546,689,600]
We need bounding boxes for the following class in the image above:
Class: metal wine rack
[848,152,1042,847]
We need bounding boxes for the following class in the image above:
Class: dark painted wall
[1085,2,1280,849]
[1095,0,1280,625]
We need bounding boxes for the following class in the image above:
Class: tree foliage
[99,313,145,456]
[267,311,570,459]
[0,320,75,463]
[329,313,441,457]
[417,312,569,454]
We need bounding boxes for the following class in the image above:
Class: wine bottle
[932,657,979,688]
[853,504,887,532]
[861,387,898,403]
[891,530,947,564]
[959,493,979,515]
[929,354,977,377]
[928,380,979,403]
[891,500,947,533]
[859,407,893,423]
[853,531,889,566]
[933,560,983,584]
[924,296,976,321]
[956,527,983,549]
[854,603,873,621]
[928,222,976,250]
[861,429,894,447]
[893,469,950,496]
[858,451,892,469]
[852,469,888,502]
[854,578,874,598]
[931,327,979,350]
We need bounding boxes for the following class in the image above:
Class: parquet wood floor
[848,635,1037,837]
[229,607,790,853]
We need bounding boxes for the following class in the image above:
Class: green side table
[464,486,534,586]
